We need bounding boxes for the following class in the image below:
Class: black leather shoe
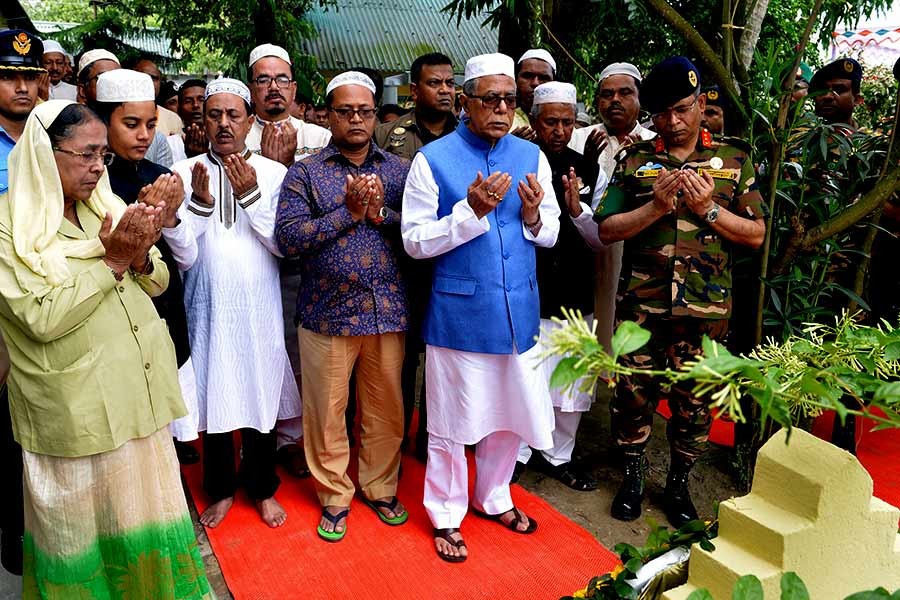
[611,452,644,521]
[174,440,200,465]
[0,531,23,576]
[510,460,527,484]
[664,458,699,528]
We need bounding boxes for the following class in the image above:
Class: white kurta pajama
[402,150,561,529]
[169,151,301,434]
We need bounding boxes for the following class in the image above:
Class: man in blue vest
[401,52,561,563]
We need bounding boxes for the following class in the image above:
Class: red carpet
[182,442,619,600]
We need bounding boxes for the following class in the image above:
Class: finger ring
[375,196,381,201]
[487,191,499,200]
[362,201,369,206]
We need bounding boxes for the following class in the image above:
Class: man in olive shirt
[595,56,766,528]
[373,52,457,462]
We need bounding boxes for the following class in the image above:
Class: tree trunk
[737,0,770,71]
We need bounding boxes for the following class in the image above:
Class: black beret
[702,85,724,107]
[0,30,45,72]
[810,58,862,91]
[641,56,701,115]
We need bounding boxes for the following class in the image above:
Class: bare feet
[199,497,233,528]
[434,528,468,561]
[256,497,287,528]
[319,505,349,535]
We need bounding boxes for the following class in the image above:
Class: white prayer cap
[96,69,155,102]
[464,53,515,83]
[533,81,576,106]
[249,43,291,68]
[204,77,252,105]
[517,49,556,72]
[325,71,376,96]
[599,62,642,83]
[64,52,73,64]
[42,40,66,56]
[78,49,119,77]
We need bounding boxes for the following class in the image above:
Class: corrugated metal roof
[33,21,176,59]
[302,0,498,73]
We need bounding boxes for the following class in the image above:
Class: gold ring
[362,201,369,206]
[487,191,499,200]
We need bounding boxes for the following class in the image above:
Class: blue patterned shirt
[0,125,16,195]
[276,141,410,337]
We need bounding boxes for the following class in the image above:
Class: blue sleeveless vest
[419,122,541,354]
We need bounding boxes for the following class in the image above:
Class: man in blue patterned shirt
[275,71,410,542]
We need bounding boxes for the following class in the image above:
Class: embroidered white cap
[96,69,155,102]
[78,49,120,77]
[204,77,252,105]
[249,43,291,68]
[41,40,66,56]
[325,71,376,96]
[599,62,643,83]
[464,53,515,83]
[533,81,577,106]
[517,49,556,72]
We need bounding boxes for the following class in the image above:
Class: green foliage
[22,0,94,23]
[543,309,900,432]
[858,62,899,134]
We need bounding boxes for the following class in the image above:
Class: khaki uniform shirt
[373,112,458,160]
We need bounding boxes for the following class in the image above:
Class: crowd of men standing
[0,24,894,597]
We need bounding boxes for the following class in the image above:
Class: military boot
[663,456,699,528]
[611,451,645,521]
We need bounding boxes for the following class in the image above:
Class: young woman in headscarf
[89,68,201,464]
[0,99,213,599]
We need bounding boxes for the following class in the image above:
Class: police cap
[642,56,701,116]
[0,30,45,72]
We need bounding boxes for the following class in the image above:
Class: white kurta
[401,149,561,449]
[246,115,332,161]
[168,151,301,434]
[48,81,77,101]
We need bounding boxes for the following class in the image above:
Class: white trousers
[517,408,584,467]
[424,430,520,529]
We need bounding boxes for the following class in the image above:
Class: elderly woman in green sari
[0,99,213,599]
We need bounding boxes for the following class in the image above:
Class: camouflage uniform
[595,130,766,462]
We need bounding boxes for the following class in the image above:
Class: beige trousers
[299,328,405,507]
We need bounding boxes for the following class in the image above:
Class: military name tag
[697,168,739,181]
[635,169,661,178]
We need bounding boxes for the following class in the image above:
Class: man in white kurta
[169,78,301,529]
[41,41,77,101]
[401,53,560,563]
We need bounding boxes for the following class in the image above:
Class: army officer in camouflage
[595,56,766,528]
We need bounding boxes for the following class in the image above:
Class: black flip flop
[433,528,467,563]
[472,507,538,534]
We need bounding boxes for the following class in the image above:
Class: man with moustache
[373,51,458,461]
[276,71,410,542]
[514,81,604,490]
[40,40,77,100]
[569,63,656,355]
[0,29,43,575]
[595,56,765,527]
[402,53,560,562]
[246,44,331,166]
[510,49,555,140]
[170,78,301,529]
[167,78,208,162]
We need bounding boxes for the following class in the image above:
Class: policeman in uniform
[595,56,766,527]
[0,29,44,575]
[373,52,458,461]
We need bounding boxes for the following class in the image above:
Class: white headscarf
[7,100,125,289]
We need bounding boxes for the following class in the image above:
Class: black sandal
[472,506,538,534]
[433,528,467,563]
[550,463,598,492]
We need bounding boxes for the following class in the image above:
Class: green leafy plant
[544,309,900,433]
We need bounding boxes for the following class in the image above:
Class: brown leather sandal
[472,507,538,534]
[433,528,467,563]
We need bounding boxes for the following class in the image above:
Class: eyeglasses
[329,107,377,121]
[468,93,517,109]
[651,99,697,122]
[251,75,293,88]
[53,147,115,166]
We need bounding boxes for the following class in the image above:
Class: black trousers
[401,338,427,449]
[0,384,23,539]
[203,429,280,502]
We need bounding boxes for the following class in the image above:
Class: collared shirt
[276,142,410,337]
[246,115,332,162]
[0,200,183,457]
[595,130,766,319]
[0,124,15,195]
[373,111,458,160]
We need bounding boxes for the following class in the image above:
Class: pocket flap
[433,275,477,296]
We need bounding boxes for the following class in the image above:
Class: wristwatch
[371,206,388,225]
[705,204,720,223]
